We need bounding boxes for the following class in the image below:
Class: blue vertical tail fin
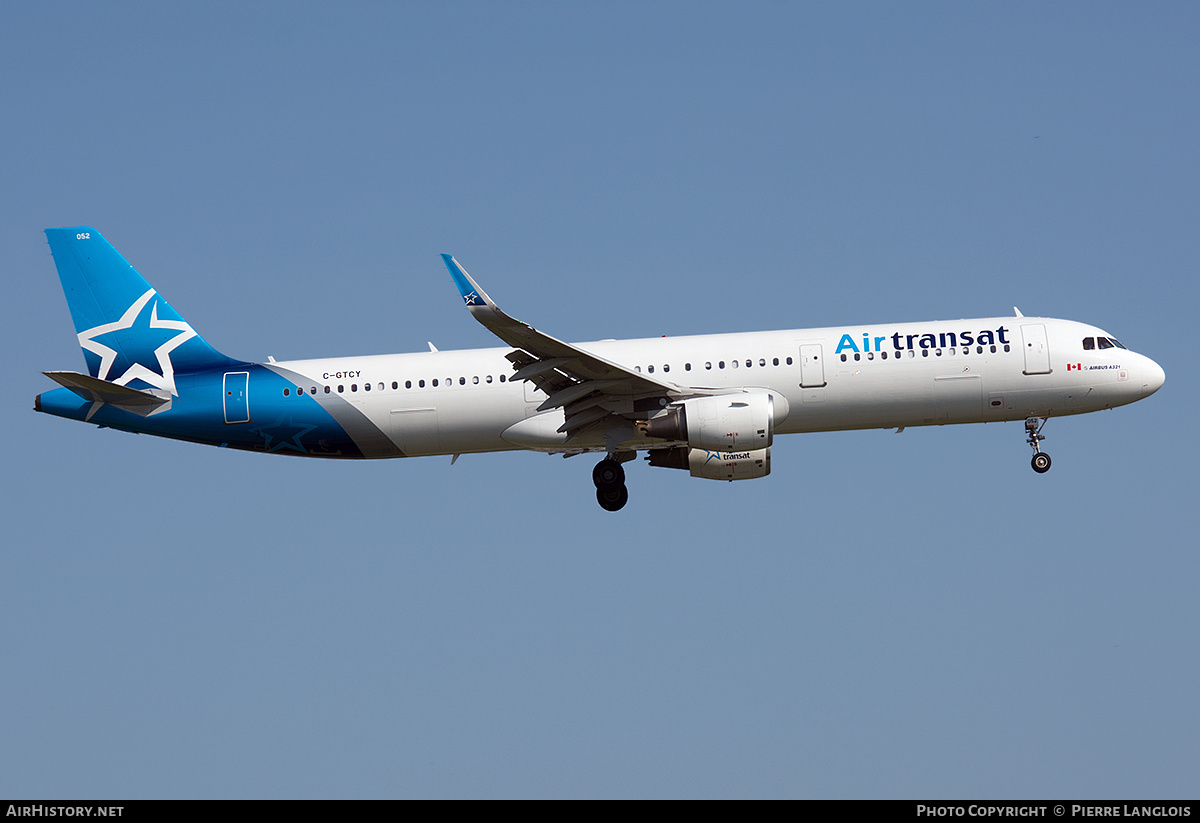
[44,227,237,395]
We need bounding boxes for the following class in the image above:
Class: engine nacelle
[641,392,779,451]
[647,446,771,481]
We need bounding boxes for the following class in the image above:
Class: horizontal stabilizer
[43,371,170,416]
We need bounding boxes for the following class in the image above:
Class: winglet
[441,254,497,311]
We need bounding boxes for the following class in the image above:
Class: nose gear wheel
[1025,417,1051,473]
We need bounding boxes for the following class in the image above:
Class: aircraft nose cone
[1143,357,1165,397]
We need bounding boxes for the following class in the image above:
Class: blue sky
[3,1,1197,798]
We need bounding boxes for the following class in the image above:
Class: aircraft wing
[441,255,689,439]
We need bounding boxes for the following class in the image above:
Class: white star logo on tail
[77,288,197,396]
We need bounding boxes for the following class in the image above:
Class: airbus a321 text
[36,228,1165,511]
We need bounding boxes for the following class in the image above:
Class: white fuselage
[268,316,1164,459]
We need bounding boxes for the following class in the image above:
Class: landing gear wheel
[1024,417,1051,473]
[596,484,629,512]
[593,458,625,491]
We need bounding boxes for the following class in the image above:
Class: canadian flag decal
[1067,363,1083,371]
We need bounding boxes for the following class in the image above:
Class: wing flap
[512,357,576,382]
[557,405,612,434]
[538,379,623,412]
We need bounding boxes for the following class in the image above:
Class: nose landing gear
[593,455,631,511]
[1026,417,1051,473]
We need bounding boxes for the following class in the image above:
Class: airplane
[36,227,1165,511]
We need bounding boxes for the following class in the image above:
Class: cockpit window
[1097,337,1114,350]
[1109,337,1127,349]
[1083,337,1095,350]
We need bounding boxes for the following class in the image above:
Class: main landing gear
[1025,417,1052,473]
[593,456,630,511]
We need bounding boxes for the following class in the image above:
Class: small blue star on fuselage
[250,417,318,454]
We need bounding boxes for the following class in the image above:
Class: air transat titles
[835,326,1012,354]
